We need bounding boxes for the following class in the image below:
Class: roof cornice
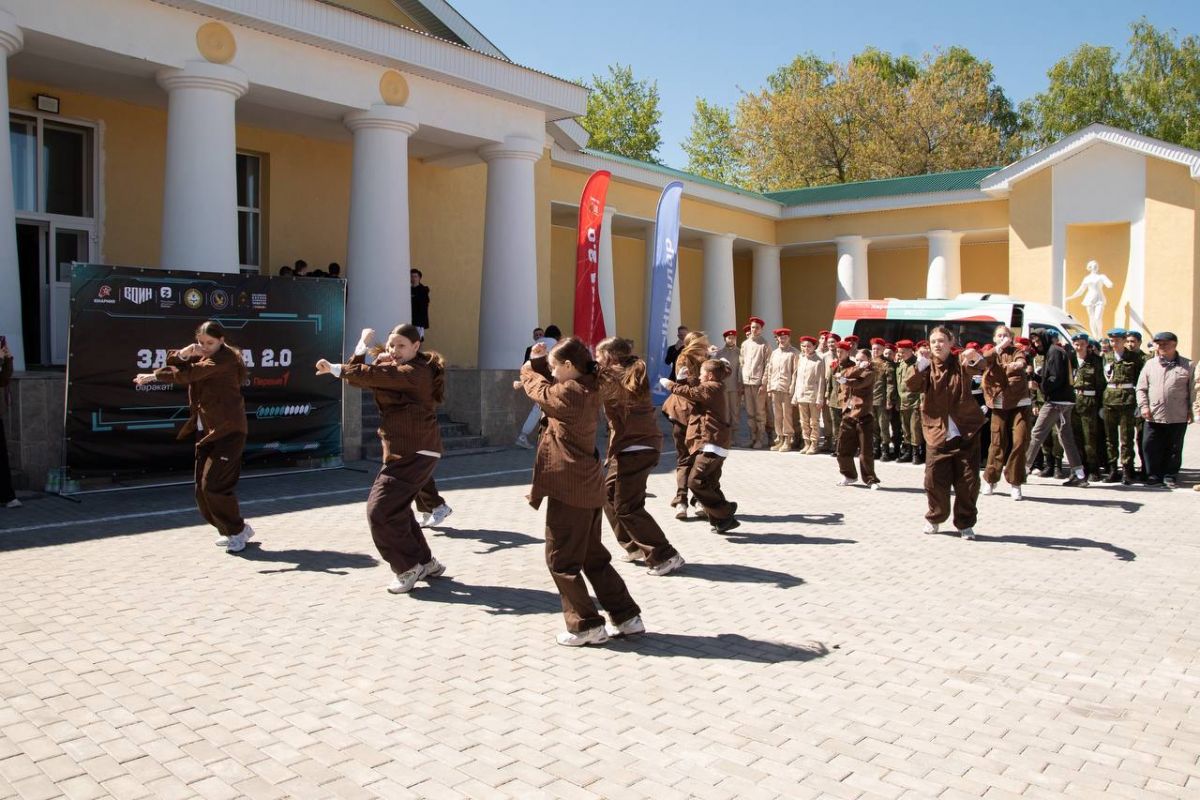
[981,123,1200,197]
[152,0,586,119]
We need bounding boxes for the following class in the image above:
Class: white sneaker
[4,499,22,508]
[225,528,249,553]
[555,626,610,647]
[1010,485,1023,501]
[427,504,453,528]
[420,557,446,580]
[868,482,880,491]
[605,615,646,637]
[417,512,432,527]
[387,566,423,594]
[922,521,939,535]
[515,434,534,450]
[959,527,976,540]
[647,554,684,577]
[835,477,855,487]
[218,522,255,548]
[982,482,996,496]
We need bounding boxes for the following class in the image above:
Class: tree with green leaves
[681,98,745,187]
[579,64,663,163]
[1018,44,1129,149]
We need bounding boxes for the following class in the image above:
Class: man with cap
[1125,330,1150,479]
[1136,331,1195,488]
[766,328,800,451]
[1102,327,1144,484]
[739,317,771,448]
[834,345,880,488]
[716,329,742,431]
[792,335,827,454]
[1070,332,1108,481]
[895,339,925,464]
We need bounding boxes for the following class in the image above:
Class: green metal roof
[579,148,781,204]
[763,167,999,207]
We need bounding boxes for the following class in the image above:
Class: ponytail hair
[550,337,599,376]
[596,336,648,398]
[701,358,731,383]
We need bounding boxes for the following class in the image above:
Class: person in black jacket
[410,269,430,338]
[1023,329,1089,487]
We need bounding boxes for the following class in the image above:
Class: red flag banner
[574,170,611,348]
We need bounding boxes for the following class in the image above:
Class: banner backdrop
[65,265,345,479]
[573,169,611,348]
[647,181,684,405]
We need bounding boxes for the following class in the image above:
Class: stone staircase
[359,393,490,461]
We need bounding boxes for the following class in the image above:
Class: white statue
[1065,260,1113,338]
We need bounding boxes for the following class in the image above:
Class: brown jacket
[981,345,1031,409]
[837,358,876,419]
[339,351,443,461]
[662,351,703,426]
[154,345,247,445]
[521,357,604,510]
[669,379,731,453]
[599,362,662,459]
[905,354,986,450]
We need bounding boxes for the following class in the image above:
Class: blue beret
[1126,330,1142,340]
[1071,332,1090,342]
[1106,327,1127,337]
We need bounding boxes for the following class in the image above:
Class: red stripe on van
[834,300,889,319]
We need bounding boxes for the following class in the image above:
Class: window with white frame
[236,152,262,272]
[9,114,94,217]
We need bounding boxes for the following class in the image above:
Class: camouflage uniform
[1103,348,1145,480]
[1071,348,1107,478]
[895,356,925,464]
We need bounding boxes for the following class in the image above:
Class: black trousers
[0,419,14,503]
[1143,421,1188,481]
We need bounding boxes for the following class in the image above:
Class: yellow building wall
[1063,223,1129,336]
[868,246,926,300]
[534,153,553,328]
[962,241,1009,294]
[612,235,647,344]
[776,200,1009,244]
[1143,159,1197,355]
[1007,169,1053,303]
[677,246,703,331]
[781,253,838,335]
[733,253,752,333]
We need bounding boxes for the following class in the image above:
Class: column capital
[0,10,23,56]
[835,234,869,247]
[752,243,782,256]
[927,229,964,241]
[705,232,738,242]
[602,204,617,218]
[157,60,248,98]
[344,104,419,135]
[479,135,542,163]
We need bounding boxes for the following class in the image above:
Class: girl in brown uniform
[134,320,255,553]
[833,344,880,489]
[661,331,710,519]
[521,337,643,646]
[980,324,1032,500]
[660,359,739,533]
[316,324,447,594]
[595,337,684,576]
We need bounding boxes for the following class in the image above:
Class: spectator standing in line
[410,269,430,339]
[293,260,308,276]
[1136,332,1195,489]
[515,325,560,449]
[665,326,688,381]
[328,263,342,279]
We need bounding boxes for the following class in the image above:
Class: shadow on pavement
[235,542,379,574]
[1016,496,1141,513]
[734,512,845,525]
[610,632,830,664]
[720,531,857,546]
[407,578,562,615]
[678,562,804,589]
[974,534,1136,562]
[431,527,541,554]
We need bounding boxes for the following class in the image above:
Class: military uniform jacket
[905,354,986,450]
[871,358,898,408]
[791,353,827,405]
[1073,353,1107,412]
[895,356,923,410]
[838,358,876,419]
[766,345,800,394]
[340,351,443,461]
[520,357,604,510]
[716,345,740,392]
[739,336,770,386]
[669,379,731,453]
[1104,350,1145,407]
[981,345,1031,409]
[599,362,663,459]
[154,345,247,446]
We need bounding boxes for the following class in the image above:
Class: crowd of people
[277,259,342,278]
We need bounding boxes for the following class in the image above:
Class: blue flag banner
[647,181,684,405]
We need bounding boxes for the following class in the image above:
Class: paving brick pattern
[1,434,1198,799]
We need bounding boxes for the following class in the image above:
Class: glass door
[50,226,90,365]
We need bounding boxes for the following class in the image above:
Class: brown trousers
[668,422,693,505]
[414,477,445,514]
[604,449,677,566]
[366,454,438,574]
[545,499,641,633]
[925,436,981,530]
[836,414,878,484]
[688,451,733,521]
[769,391,793,437]
[743,385,767,444]
[984,406,1031,486]
[194,433,246,537]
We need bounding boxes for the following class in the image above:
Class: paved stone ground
[1,431,1199,799]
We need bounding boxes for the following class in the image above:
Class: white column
[343,105,418,353]
[597,205,617,337]
[835,235,869,302]
[701,233,737,338]
[0,12,25,369]
[478,136,542,369]
[157,61,248,273]
[926,229,963,299]
[751,244,783,331]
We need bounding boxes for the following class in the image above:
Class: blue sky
[448,0,1200,170]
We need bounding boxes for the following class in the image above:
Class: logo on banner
[123,286,153,305]
[159,287,172,300]
[209,289,230,311]
[251,292,268,310]
[183,288,204,309]
[94,284,116,305]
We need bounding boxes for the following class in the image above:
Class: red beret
[895,339,914,348]
[883,342,895,350]
[965,342,980,350]
[1015,336,1031,347]
[722,329,737,337]
[798,335,818,345]
[845,334,859,343]
[818,330,831,337]
[916,340,929,348]
[835,341,852,351]
[981,343,996,352]
[742,325,751,334]
[773,327,791,337]
[869,337,885,346]
[748,316,765,327]
[951,346,963,354]
[827,333,841,342]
